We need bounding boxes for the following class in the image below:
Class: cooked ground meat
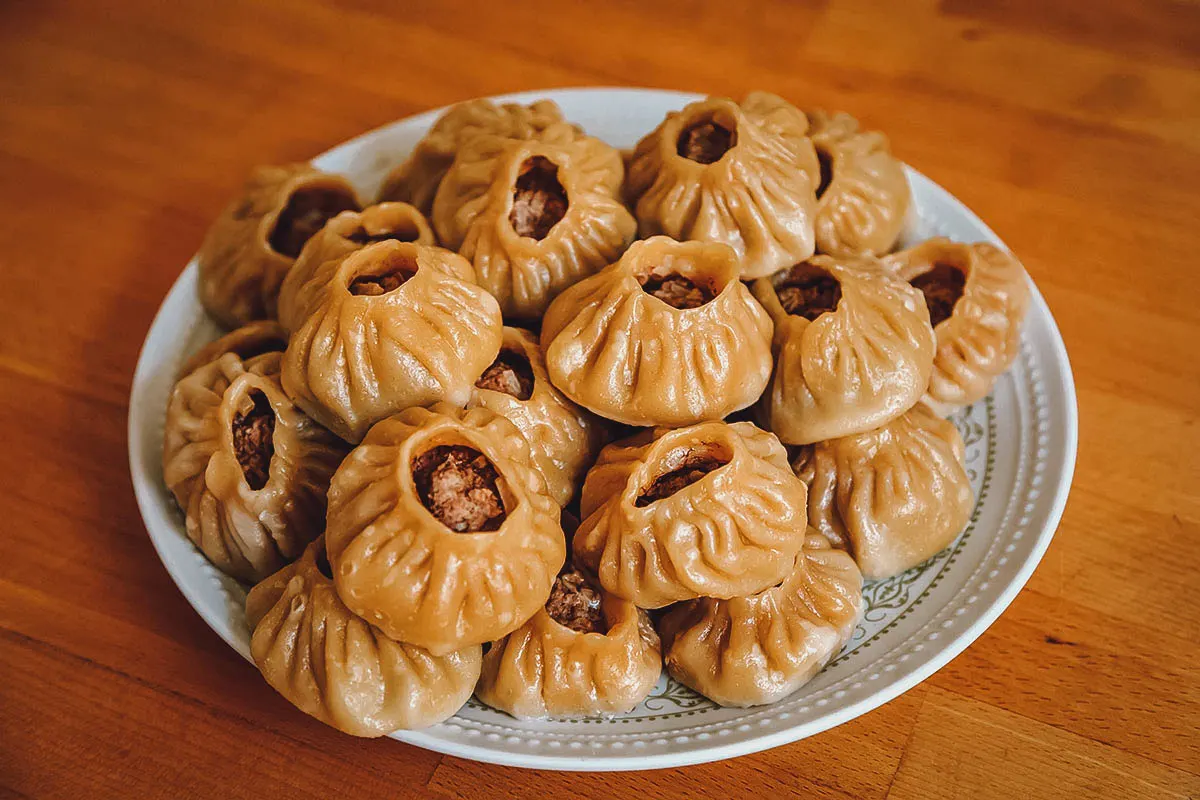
[545,566,606,634]
[412,445,506,532]
[776,264,842,321]
[909,262,966,327]
[509,156,567,240]
[270,187,359,258]
[640,273,715,309]
[475,350,535,400]
[636,451,729,507]
[232,390,276,490]
[677,120,736,164]
[348,252,417,296]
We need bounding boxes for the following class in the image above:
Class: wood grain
[1,0,1198,797]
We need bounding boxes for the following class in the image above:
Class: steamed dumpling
[626,92,821,279]
[752,254,935,444]
[276,202,436,333]
[324,404,565,655]
[575,421,808,608]
[378,98,568,214]
[884,238,1030,415]
[198,164,360,327]
[281,240,503,443]
[246,537,481,736]
[468,327,608,506]
[162,352,347,582]
[658,528,862,707]
[541,236,773,427]
[806,109,911,256]
[177,320,288,379]
[431,124,636,322]
[792,403,974,579]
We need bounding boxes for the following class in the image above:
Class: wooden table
[2,0,1198,797]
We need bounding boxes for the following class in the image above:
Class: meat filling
[636,451,730,507]
[232,390,276,490]
[545,566,606,634]
[640,273,716,309]
[345,224,420,245]
[270,187,359,258]
[677,120,736,164]
[776,264,842,321]
[412,445,506,532]
[509,156,568,240]
[909,262,966,327]
[348,252,417,296]
[475,350,536,400]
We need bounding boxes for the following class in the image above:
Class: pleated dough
[246,537,481,736]
[177,320,287,379]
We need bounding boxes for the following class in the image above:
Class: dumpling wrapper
[177,320,288,379]
[792,403,974,579]
[659,528,863,707]
[246,536,481,736]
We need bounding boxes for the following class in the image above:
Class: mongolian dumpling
[246,537,481,736]
[324,404,565,655]
[575,421,808,608]
[431,123,635,321]
[378,98,568,214]
[625,92,821,279]
[468,327,607,506]
[792,403,974,579]
[177,320,288,378]
[884,238,1030,415]
[198,164,360,327]
[541,237,773,427]
[276,202,435,333]
[162,352,347,583]
[806,109,910,256]
[658,528,862,707]
[474,560,662,718]
[281,241,503,443]
[752,255,935,444]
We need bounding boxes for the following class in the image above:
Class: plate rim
[128,86,1078,771]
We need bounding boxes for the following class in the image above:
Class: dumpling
[625,92,821,279]
[198,164,360,328]
[246,537,481,736]
[177,320,288,378]
[792,403,974,579]
[468,327,608,506]
[884,238,1030,415]
[281,240,503,443]
[806,109,910,256]
[658,528,862,707]
[752,254,935,444]
[431,124,635,321]
[474,560,662,718]
[276,201,436,333]
[541,237,773,427]
[162,352,347,583]
[378,98,568,214]
[574,421,808,608]
[324,404,565,655]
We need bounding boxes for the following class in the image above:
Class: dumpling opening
[269,186,359,258]
[816,147,834,199]
[346,218,421,245]
[412,444,507,532]
[639,272,718,309]
[475,349,535,400]
[677,114,737,164]
[347,251,418,296]
[509,156,568,240]
[909,262,966,327]
[232,390,276,491]
[636,444,732,507]
[775,263,843,321]
[315,546,334,580]
[545,565,607,634]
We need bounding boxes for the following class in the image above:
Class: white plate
[128,88,1078,771]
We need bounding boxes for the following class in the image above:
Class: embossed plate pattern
[128,88,1078,770]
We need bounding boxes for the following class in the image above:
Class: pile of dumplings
[161,91,1030,737]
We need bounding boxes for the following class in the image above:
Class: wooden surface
[1,0,1198,797]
